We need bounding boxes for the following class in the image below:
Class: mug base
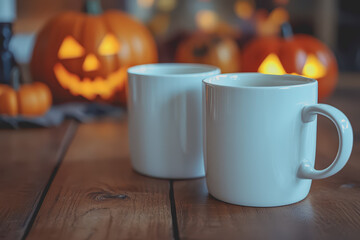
[132,167,205,180]
[209,192,309,207]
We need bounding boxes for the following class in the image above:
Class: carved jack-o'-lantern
[242,23,338,101]
[175,32,241,73]
[31,0,158,104]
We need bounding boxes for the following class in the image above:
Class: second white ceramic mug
[128,63,220,179]
[203,73,353,207]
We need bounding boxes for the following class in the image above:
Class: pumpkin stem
[10,67,21,91]
[281,22,294,39]
[84,0,103,15]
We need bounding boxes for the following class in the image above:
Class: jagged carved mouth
[53,63,127,100]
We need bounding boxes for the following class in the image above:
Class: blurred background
[10,0,360,71]
[0,0,358,130]
[0,0,359,125]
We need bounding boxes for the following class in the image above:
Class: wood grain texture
[27,119,173,240]
[173,86,360,240]
[0,121,76,240]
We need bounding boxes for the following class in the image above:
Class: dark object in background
[337,1,360,71]
[175,32,241,73]
[0,102,124,129]
[0,22,16,85]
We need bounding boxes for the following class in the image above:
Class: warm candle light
[82,54,100,72]
[258,53,327,79]
[258,53,286,75]
[58,36,85,59]
[196,10,218,32]
[302,54,326,79]
[98,34,121,56]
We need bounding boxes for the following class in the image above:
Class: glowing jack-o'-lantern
[54,34,123,100]
[31,0,158,104]
[242,23,338,101]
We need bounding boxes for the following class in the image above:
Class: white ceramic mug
[203,73,353,207]
[128,63,220,179]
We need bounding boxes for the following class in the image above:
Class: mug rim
[128,63,220,78]
[203,73,317,90]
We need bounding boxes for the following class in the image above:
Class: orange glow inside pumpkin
[258,53,326,79]
[302,54,326,79]
[58,36,85,59]
[53,63,126,100]
[98,34,121,55]
[54,34,125,100]
[258,53,286,75]
[83,53,100,71]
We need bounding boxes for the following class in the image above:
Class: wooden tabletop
[1,75,360,240]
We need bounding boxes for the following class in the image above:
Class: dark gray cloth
[0,103,125,129]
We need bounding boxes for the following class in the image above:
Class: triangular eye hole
[302,54,326,79]
[98,34,121,56]
[258,53,286,75]
[58,36,85,59]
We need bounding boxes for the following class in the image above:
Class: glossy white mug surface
[128,63,220,179]
[203,73,353,207]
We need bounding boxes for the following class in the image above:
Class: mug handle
[298,104,353,179]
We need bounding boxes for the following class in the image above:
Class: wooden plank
[27,119,173,240]
[0,121,77,240]
[174,88,360,240]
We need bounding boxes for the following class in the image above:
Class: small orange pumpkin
[175,32,241,73]
[0,82,52,117]
[31,0,158,105]
[242,23,338,101]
